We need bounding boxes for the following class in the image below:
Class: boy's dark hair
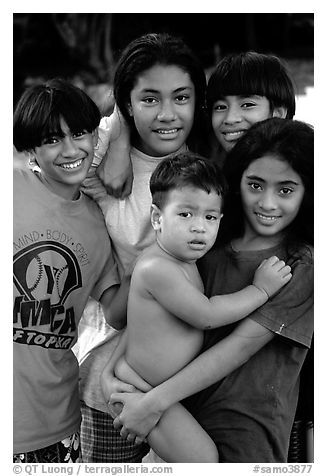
[150,152,227,210]
[207,51,296,119]
[114,33,209,155]
[220,117,313,251]
[14,78,101,152]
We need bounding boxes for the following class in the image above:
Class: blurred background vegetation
[13,13,313,115]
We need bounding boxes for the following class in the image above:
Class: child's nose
[191,217,206,232]
[259,191,278,210]
[224,105,242,124]
[62,137,79,157]
[157,101,177,121]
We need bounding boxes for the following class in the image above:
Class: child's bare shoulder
[134,245,185,283]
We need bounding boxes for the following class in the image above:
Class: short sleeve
[93,115,113,167]
[90,241,120,301]
[249,251,313,348]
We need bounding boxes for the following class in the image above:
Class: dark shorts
[80,401,149,463]
[13,432,81,463]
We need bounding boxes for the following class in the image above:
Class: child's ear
[151,204,162,231]
[127,102,133,117]
[27,149,39,168]
[272,107,287,119]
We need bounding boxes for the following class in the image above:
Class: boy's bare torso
[116,242,205,389]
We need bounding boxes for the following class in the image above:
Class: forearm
[100,276,130,330]
[208,285,267,328]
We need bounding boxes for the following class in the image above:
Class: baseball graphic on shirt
[14,240,83,305]
[25,250,68,302]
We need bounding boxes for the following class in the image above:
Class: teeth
[224,131,244,138]
[60,159,83,169]
[156,129,178,135]
[256,213,278,221]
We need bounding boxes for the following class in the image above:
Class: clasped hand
[110,391,162,446]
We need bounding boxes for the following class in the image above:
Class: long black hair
[219,118,313,256]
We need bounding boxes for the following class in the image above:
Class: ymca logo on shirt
[13,241,82,349]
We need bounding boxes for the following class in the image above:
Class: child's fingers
[113,413,123,430]
[118,382,137,393]
[265,256,280,265]
[282,272,292,283]
[257,258,267,269]
[279,265,292,277]
[258,256,280,268]
[135,436,146,445]
[110,392,125,406]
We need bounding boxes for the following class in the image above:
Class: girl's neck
[132,141,187,159]
[232,231,284,252]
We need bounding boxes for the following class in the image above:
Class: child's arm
[140,255,291,330]
[82,107,133,201]
[96,106,133,199]
[111,318,274,439]
[99,273,130,330]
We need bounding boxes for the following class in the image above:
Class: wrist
[146,385,174,414]
[251,284,269,302]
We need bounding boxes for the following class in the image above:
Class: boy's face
[128,64,195,157]
[211,95,274,152]
[240,155,305,247]
[152,185,223,263]
[33,118,97,200]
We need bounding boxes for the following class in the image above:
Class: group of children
[13,32,313,463]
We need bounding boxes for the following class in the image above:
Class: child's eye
[72,131,87,139]
[42,135,60,145]
[206,215,218,221]
[142,97,158,105]
[179,212,191,218]
[279,187,293,195]
[175,94,189,103]
[241,102,257,109]
[249,182,263,191]
[212,102,227,112]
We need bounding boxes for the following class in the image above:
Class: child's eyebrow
[246,174,300,186]
[239,94,263,99]
[140,86,193,94]
[42,130,64,138]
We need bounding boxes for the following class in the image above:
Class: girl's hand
[253,255,292,298]
[81,175,108,202]
[110,391,163,440]
[97,158,133,199]
[101,368,137,409]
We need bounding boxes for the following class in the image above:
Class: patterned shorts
[80,401,149,462]
[13,431,81,463]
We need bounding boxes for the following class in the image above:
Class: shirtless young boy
[101,152,292,462]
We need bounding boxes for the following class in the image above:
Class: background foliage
[13,13,314,114]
